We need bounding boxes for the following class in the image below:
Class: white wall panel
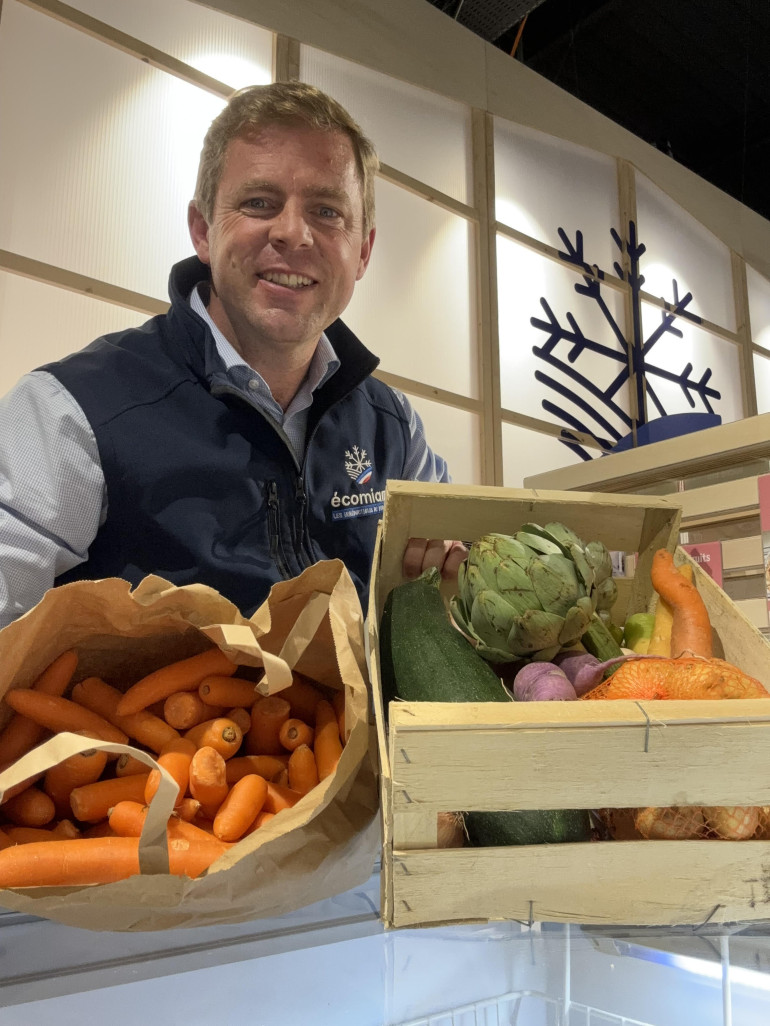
[494,119,619,270]
[747,264,770,351]
[300,45,472,205]
[0,1,224,301]
[66,0,273,87]
[344,180,477,398]
[635,170,735,331]
[497,236,631,449]
[0,272,147,395]
[399,392,481,486]
[504,422,585,488]
[754,352,770,415]
[640,301,743,425]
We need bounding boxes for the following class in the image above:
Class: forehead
[218,123,362,196]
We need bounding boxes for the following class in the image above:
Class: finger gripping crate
[368,482,770,930]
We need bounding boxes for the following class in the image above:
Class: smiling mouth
[258,272,315,289]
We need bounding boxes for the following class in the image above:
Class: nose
[268,201,313,249]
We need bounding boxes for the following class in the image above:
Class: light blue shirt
[0,294,448,627]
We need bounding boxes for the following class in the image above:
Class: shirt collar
[189,283,340,393]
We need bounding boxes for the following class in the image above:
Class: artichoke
[449,522,620,664]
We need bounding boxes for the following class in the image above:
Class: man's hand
[402,538,468,583]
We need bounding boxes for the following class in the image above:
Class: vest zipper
[294,476,314,567]
[267,480,291,579]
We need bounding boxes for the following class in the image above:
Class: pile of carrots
[0,646,347,887]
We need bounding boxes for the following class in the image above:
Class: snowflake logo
[345,445,373,485]
[528,220,721,460]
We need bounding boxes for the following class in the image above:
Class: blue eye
[319,207,340,218]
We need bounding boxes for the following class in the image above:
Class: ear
[356,227,376,281]
[188,202,211,264]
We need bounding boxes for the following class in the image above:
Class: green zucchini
[379,567,508,705]
[465,808,592,846]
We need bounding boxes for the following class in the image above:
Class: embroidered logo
[344,445,373,486]
[331,444,383,522]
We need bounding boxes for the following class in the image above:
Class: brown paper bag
[0,560,380,931]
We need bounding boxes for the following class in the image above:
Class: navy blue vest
[44,257,410,615]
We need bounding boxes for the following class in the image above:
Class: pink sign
[681,542,722,588]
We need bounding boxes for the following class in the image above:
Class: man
[0,82,464,628]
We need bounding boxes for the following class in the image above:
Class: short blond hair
[194,81,379,232]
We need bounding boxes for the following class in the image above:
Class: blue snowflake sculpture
[529,221,721,460]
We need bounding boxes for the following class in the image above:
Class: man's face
[189,123,374,360]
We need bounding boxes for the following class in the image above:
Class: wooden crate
[368,481,770,929]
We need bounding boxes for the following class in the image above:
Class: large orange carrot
[226,755,288,785]
[107,801,231,851]
[0,649,79,763]
[314,700,343,781]
[44,744,109,817]
[2,691,128,746]
[176,797,201,822]
[250,810,275,831]
[263,781,303,814]
[188,746,228,816]
[278,718,314,752]
[0,834,225,886]
[650,550,713,659]
[69,773,150,823]
[2,786,56,827]
[117,649,239,717]
[213,774,268,842]
[144,737,197,807]
[115,753,150,777]
[279,674,326,723]
[5,820,81,843]
[198,676,262,708]
[246,696,290,756]
[162,691,217,731]
[71,677,179,753]
[184,717,242,760]
[287,744,319,795]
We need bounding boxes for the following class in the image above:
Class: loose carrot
[2,691,128,746]
[650,550,712,659]
[226,755,289,785]
[2,786,56,827]
[314,699,343,781]
[5,820,81,843]
[279,674,326,723]
[263,781,303,814]
[332,690,346,743]
[199,676,262,708]
[278,718,314,752]
[225,707,252,735]
[108,801,231,850]
[144,737,197,807]
[44,745,109,817]
[117,648,239,717]
[287,744,319,795]
[162,691,216,731]
[69,773,150,823]
[213,774,268,842]
[0,649,79,763]
[0,834,225,886]
[245,696,291,756]
[0,828,13,850]
[176,797,201,822]
[115,753,150,777]
[647,563,694,657]
[71,677,179,754]
[184,717,243,760]
[252,811,275,829]
[188,746,228,816]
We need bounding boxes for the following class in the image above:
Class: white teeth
[260,272,313,288]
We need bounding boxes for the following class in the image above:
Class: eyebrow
[239,180,352,204]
